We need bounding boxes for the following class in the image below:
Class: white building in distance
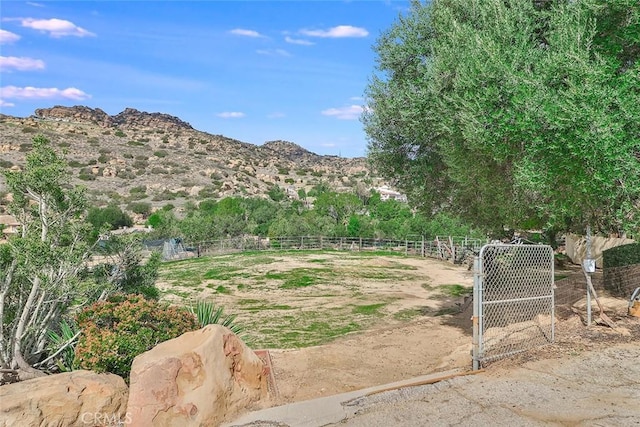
[376,185,407,203]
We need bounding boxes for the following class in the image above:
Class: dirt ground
[263,260,640,406]
[266,258,476,404]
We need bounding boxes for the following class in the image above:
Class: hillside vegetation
[0,106,378,212]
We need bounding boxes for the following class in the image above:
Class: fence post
[449,236,455,264]
[472,255,481,370]
[421,235,425,257]
[405,239,408,256]
[359,237,362,251]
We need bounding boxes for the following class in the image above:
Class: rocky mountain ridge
[34,106,195,131]
[0,106,380,213]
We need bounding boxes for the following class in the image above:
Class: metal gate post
[472,255,481,370]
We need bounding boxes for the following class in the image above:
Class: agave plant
[189,299,244,336]
[43,320,81,372]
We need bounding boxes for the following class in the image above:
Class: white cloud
[0,85,90,100]
[27,2,45,7]
[267,112,286,119]
[321,105,365,120]
[284,36,314,46]
[350,96,364,101]
[0,56,45,71]
[229,28,263,38]
[300,25,369,38]
[216,111,245,119]
[0,99,15,107]
[256,49,291,57]
[21,18,95,38]
[0,29,21,44]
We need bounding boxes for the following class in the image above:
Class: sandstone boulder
[0,370,128,426]
[127,324,268,426]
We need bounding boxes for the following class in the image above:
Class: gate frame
[472,244,555,370]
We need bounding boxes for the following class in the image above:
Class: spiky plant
[190,299,244,336]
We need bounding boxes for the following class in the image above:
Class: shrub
[22,126,37,133]
[132,159,148,169]
[603,243,640,268]
[153,150,168,158]
[127,140,144,147]
[114,130,126,138]
[117,169,136,180]
[127,201,152,216]
[74,294,198,381]
[78,169,96,181]
[68,160,85,168]
[0,159,13,169]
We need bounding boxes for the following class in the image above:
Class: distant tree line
[89,187,485,243]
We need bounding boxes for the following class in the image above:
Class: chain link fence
[473,244,555,369]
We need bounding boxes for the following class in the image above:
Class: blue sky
[0,1,410,157]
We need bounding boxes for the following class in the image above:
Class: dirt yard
[158,251,640,407]
[265,257,475,404]
[260,261,640,406]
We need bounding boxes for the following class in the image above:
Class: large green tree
[364,0,640,235]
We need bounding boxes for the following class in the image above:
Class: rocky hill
[0,106,380,213]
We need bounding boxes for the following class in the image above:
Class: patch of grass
[439,284,472,297]
[350,269,413,281]
[352,303,387,315]
[421,283,434,291]
[161,289,192,299]
[281,275,316,289]
[239,303,294,312]
[393,308,422,320]
[203,266,242,280]
[214,285,231,294]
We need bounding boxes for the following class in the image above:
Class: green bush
[603,243,640,268]
[127,201,152,216]
[154,150,168,158]
[74,294,198,381]
[114,130,126,138]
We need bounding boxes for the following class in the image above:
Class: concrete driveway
[227,343,640,427]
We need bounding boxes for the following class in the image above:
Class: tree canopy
[363,0,640,236]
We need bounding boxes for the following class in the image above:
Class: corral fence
[472,244,555,369]
[149,235,488,262]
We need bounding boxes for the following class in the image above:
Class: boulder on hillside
[0,370,129,426]
[126,324,268,426]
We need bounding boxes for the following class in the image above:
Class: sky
[0,0,411,158]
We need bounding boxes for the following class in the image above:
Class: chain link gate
[472,244,555,369]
